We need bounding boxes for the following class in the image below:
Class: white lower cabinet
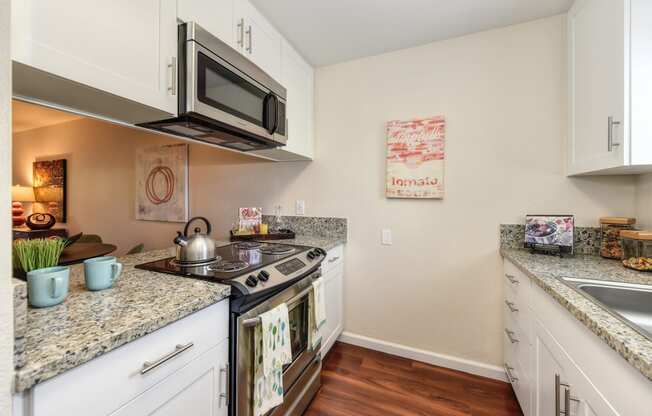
[533,319,615,416]
[503,259,652,416]
[112,340,229,416]
[14,301,229,416]
[320,244,344,356]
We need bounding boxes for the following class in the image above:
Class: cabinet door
[568,0,627,174]
[178,0,234,48]
[11,0,178,115]
[533,320,617,416]
[321,264,343,356]
[280,40,314,159]
[235,0,281,81]
[111,340,229,416]
[534,325,567,416]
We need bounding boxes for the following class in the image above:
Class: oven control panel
[275,258,306,275]
[233,247,324,294]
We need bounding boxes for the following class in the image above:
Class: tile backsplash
[262,215,347,240]
[500,224,600,256]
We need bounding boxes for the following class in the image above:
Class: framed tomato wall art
[386,116,445,199]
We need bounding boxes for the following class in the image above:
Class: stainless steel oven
[231,270,322,416]
[140,22,287,152]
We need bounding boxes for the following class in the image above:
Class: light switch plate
[295,200,305,216]
[381,228,392,245]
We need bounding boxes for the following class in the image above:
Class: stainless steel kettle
[173,217,217,264]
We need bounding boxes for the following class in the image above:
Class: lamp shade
[11,185,35,202]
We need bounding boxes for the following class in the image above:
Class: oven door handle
[242,272,320,328]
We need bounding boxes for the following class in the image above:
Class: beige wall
[1,0,14,412]
[636,174,652,228]
[12,15,641,368]
[12,119,267,254]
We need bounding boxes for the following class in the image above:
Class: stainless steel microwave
[140,22,287,151]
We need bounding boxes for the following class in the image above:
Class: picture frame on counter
[524,214,574,256]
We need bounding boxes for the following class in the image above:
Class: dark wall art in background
[32,159,67,223]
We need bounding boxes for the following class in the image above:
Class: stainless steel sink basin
[561,277,652,340]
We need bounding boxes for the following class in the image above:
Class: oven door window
[196,52,267,129]
[286,298,308,365]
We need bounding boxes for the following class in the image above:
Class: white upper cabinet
[280,40,315,160]
[178,0,235,48]
[233,0,281,82]
[11,0,178,117]
[568,0,652,175]
[252,39,315,161]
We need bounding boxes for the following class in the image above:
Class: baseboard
[337,331,507,382]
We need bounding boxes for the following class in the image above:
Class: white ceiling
[250,0,573,66]
[13,100,82,134]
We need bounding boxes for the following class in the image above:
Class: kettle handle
[183,217,212,236]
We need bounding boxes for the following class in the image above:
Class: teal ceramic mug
[84,256,123,291]
[27,266,70,308]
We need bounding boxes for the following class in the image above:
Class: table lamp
[12,185,35,227]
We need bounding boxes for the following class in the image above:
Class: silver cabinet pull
[141,342,194,375]
[555,374,579,415]
[505,274,519,284]
[328,256,340,263]
[245,25,252,54]
[219,363,230,406]
[608,116,621,151]
[167,57,177,96]
[504,329,519,344]
[504,300,519,313]
[555,374,562,416]
[237,18,244,48]
[504,363,518,382]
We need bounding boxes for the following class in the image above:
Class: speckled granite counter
[14,247,231,392]
[13,278,27,369]
[501,248,652,381]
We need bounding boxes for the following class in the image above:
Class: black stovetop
[135,242,310,282]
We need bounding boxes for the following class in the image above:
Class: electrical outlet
[295,200,305,216]
[381,229,392,245]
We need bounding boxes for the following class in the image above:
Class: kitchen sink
[561,277,652,341]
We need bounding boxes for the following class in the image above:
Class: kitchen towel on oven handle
[253,303,292,416]
[309,279,327,350]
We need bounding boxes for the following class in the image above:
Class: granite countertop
[14,247,231,393]
[501,248,652,381]
[262,235,347,251]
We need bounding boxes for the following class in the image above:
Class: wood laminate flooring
[304,342,524,416]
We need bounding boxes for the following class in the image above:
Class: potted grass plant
[13,238,70,308]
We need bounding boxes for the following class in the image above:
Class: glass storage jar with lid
[599,217,636,259]
[620,230,652,271]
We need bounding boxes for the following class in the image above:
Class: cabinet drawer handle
[504,300,519,313]
[237,18,244,47]
[219,363,230,406]
[607,116,621,152]
[555,374,580,415]
[141,342,194,375]
[167,57,177,96]
[328,256,340,263]
[504,329,519,344]
[504,363,518,383]
[505,274,519,284]
[245,25,252,54]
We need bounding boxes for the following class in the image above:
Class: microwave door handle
[271,95,279,134]
[263,93,274,134]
